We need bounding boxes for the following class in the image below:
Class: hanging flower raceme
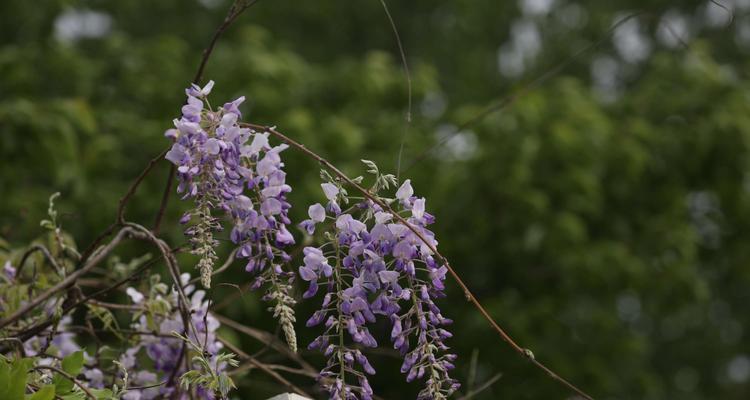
[165,80,240,289]
[164,80,297,351]
[19,314,107,390]
[229,131,298,352]
[122,273,231,400]
[387,181,459,400]
[299,165,459,399]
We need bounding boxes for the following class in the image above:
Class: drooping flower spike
[121,273,227,400]
[165,81,297,351]
[299,165,459,399]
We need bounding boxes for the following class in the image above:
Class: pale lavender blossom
[3,261,15,281]
[121,273,223,400]
[300,176,458,399]
[299,203,326,234]
[165,80,298,351]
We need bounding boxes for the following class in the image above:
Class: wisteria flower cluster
[164,81,297,351]
[2,250,232,399]
[299,166,460,399]
[21,313,107,389]
[120,273,234,400]
[0,80,464,400]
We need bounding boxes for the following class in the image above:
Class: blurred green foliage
[2,0,750,399]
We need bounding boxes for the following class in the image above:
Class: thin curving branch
[214,314,318,376]
[117,148,170,225]
[229,362,317,379]
[82,244,186,303]
[32,365,96,399]
[188,248,238,285]
[0,227,139,330]
[192,0,261,86]
[1,245,184,354]
[457,373,503,400]
[16,244,64,278]
[77,223,118,267]
[123,223,197,340]
[152,164,175,234]
[153,0,262,233]
[122,222,203,400]
[377,0,412,179]
[217,335,312,398]
[243,122,595,400]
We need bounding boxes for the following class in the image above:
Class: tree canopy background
[2,0,750,398]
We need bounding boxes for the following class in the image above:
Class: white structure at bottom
[267,394,312,400]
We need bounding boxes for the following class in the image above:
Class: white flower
[396,179,413,202]
[375,211,393,224]
[321,183,339,202]
[412,198,426,220]
[309,203,326,222]
[126,287,145,303]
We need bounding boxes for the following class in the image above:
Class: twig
[229,361,317,379]
[128,381,168,390]
[77,223,117,267]
[16,244,64,278]
[457,373,503,400]
[123,223,197,339]
[32,365,96,400]
[188,248,238,285]
[211,281,252,312]
[117,148,170,225]
[88,300,144,311]
[377,0,412,179]
[217,335,312,398]
[153,0,262,233]
[1,245,183,353]
[0,227,138,330]
[152,164,175,234]
[214,314,318,376]
[58,326,175,338]
[244,122,595,400]
[83,244,185,302]
[192,0,261,85]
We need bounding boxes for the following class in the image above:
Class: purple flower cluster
[227,129,298,351]
[122,273,223,400]
[0,261,17,314]
[5,258,100,382]
[20,314,106,389]
[299,179,459,399]
[165,81,234,288]
[12,295,106,390]
[4,268,227,398]
[165,81,297,350]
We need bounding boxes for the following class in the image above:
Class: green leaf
[53,375,73,395]
[0,360,11,397]
[7,358,31,400]
[27,385,55,400]
[218,373,235,398]
[54,351,83,394]
[60,393,86,400]
[61,351,84,376]
[88,388,113,400]
[39,220,55,229]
